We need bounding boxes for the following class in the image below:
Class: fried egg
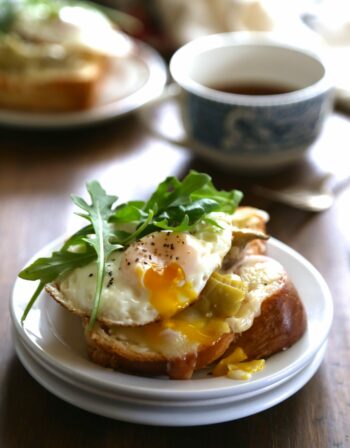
[103,256,285,359]
[56,212,234,326]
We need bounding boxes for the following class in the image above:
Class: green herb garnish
[19,171,243,328]
[0,0,15,33]
[2,0,142,34]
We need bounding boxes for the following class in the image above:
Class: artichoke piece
[232,228,269,247]
[222,228,269,270]
[199,272,246,318]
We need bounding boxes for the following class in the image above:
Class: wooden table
[0,106,349,447]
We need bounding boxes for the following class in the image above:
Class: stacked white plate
[11,237,333,426]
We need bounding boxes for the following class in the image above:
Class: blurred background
[95,0,350,112]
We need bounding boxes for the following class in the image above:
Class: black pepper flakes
[107,277,114,288]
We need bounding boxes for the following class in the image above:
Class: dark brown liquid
[211,82,296,96]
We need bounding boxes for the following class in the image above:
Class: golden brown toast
[84,255,307,379]
[231,277,307,360]
[45,206,306,379]
[0,59,106,112]
[85,325,234,379]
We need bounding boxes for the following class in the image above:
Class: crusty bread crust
[46,282,95,321]
[231,278,307,359]
[85,325,234,379]
[84,277,306,379]
[0,58,107,112]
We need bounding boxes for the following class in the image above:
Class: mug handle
[137,83,190,147]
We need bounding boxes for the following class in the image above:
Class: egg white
[57,212,234,326]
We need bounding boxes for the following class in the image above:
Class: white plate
[14,334,327,426]
[16,329,315,407]
[0,40,167,129]
[10,236,333,402]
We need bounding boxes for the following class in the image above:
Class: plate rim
[15,329,318,407]
[10,235,333,401]
[14,333,327,426]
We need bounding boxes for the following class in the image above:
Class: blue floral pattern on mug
[186,92,330,155]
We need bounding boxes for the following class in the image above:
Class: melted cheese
[109,315,230,358]
[226,255,285,333]
[108,272,243,358]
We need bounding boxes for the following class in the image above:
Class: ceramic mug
[143,32,333,172]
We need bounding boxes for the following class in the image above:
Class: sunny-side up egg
[104,256,286,360]
[56,212,234,326]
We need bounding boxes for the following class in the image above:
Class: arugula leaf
[19,247,96,283]
[111,201,147,224]
[61,224,93,250]
[0,0,15,32]
[71,181,122,330]
[144,176,179,213]
[19,172,243,325]
[19,247,96,323]
[137,171,242,238]
[166,172,211,208]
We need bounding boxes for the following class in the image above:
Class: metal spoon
[253,174,350,212]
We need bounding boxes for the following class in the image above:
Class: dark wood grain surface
[0,109,349,448]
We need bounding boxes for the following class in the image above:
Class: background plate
[0,39,167,129]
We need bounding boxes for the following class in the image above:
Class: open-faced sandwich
[0,0,133,112]
[19,172,307,380]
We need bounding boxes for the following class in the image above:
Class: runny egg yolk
[212,347,265,380]
[133,317,229,350]
[143,263,198,319]
[163,318,229,345]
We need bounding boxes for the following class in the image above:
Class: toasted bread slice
[46,207,270,327]
[230,277,307,360]
[0,36,107,112]
[0,60,106,112]
[85,325,234,379]
[84,255,306,379]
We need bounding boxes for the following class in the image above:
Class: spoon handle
[330,176,350,195]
